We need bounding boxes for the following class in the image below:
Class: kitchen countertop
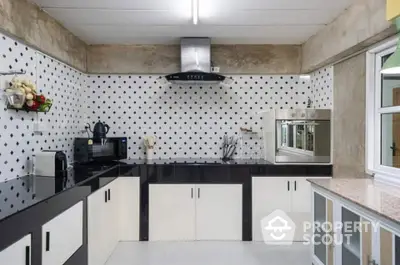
[0,163,121,223]
[309,177,400,226]
[0,158,332,248]
[0,158,331,225]
[119,158,273,165]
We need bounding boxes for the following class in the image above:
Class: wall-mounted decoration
[5,77,53,112]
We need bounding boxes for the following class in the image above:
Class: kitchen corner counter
[309,177,400,227]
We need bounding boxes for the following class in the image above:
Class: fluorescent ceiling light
[381,17,400,74]
[299,75,311,80]
[192,0,199,25]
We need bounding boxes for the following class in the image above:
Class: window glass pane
[381,53,400,107]
[381,113,400,168]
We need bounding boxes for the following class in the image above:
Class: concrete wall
[302,0,396,73]
[0,0,87,71]
[87,44,301,74]
[333,53,366,177]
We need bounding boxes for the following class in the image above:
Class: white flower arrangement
[143,135,156,150]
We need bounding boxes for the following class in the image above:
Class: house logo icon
[260,209,296,245]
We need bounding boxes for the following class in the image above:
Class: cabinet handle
[108,189,111,201]
[25,246,30,265]
[105,190,108,203]
[198,188,200,198]
[294,181,297,191]
[191,188,193,198]
[45,232,50,251]
[287,181,290,191]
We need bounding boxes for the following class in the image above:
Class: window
[366,37,400,184]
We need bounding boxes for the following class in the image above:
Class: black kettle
[87,121,110,142]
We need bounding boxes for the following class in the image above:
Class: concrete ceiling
[31,0,354,45]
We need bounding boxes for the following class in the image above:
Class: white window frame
[366,36,400,185]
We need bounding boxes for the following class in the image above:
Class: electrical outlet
[211,67,220,73]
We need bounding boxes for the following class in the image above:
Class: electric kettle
[87,121,110,142]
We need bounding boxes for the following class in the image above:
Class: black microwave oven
[74,137,127,163]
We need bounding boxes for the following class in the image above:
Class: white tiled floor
[105,241,312,265]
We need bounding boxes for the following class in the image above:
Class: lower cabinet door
[195,184,242,241]
[117,177,140,241]
[252,177,292,241]
[149,184,196,241]
[88,186,109,265]
[42,201,83,265]
[0,234,31,265]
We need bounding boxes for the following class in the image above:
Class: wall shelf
[0,70,26,76]
[7,105,51,113]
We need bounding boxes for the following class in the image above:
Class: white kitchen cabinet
[118,177,140,241]
[252,177,292,241]
[252,176,329,241]
[104,180,120,258]
[0,234,31,265]
[149,184,243,241]
[291,178,312,212]
[149,184,196,241]
[88,177,140,265]
[42,201,83,265]
[88,184,110,265]
[290,177,313,242]
[195,184,242,240]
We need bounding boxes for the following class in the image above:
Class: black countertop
[0,158,331,224]
[0,163,121,223]
[120,158,273,165]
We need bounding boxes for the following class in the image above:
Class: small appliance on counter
[35,150,68,177]
[86,121,110,143]
[74,137,127,164]
[34,150,68,195]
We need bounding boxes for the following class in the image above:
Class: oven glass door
[277,120,330,163]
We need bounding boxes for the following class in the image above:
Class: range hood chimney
[159,38,231,85]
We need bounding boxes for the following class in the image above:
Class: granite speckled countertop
[309,178,400,225]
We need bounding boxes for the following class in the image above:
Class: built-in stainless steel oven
[263,109,331,164]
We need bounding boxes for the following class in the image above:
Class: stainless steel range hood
[159,38,231,85]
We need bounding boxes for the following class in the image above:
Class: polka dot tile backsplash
[0,33,85,183]
[0,31,333,184]
[311,66,333,109]
[84,74,330,160]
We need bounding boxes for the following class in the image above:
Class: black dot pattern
[0,176,34,219]
[85,74,329,159]
[311,67,333,109]
[36,53,85,164]
[0,31,333,188]
[0,35,38,182]
[0,34,85,183]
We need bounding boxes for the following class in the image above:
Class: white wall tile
[85,74,320,159]
[310,66,333,109]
